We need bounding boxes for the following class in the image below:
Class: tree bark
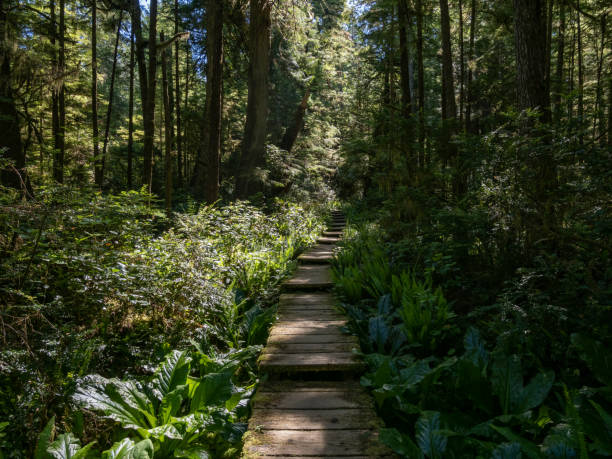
[235,0,271,199]
[577,2,584,137]
[280,89,310,153]
[466,0,476,133]
[54,0,66,183]
[174,0,182,186]
[50,0,60,182]
[204,0,223,203]
[161,32,173,213]
[459,0,465,127]
[416,0,425,167]
[553,0,565,123]
[398,0,412,124]
[127,22,135,189]
[545,0,554,106]
[513,0,551,122]
[143,0,158,192]
[101,13,123,183]
[0,0,30,194]
[92,0,101,185]
[595,14,606,143]
[439,0,457,122]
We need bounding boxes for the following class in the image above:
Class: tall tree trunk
[513,0,556,239]
[514,0,551,122]
[553,0,565,123]
[174,0,182,186]
[459,0,465,127]
[0,0,30,194]
[54,0,66,183]
[127,22,135,189]
[595,14,606,143]
[608,71,612,146]
[398,0,412,124]
[568,7,575,120]
[92,0,101,185]
[184,48,190,180]
[101,13,123,182]
[466,0,476,133]
[577,3,584,139]
[204,0,223,203]
[143,0,158,192]
[545,0,554,106]
[280,89,310,153]
[161,32,173,213]
[50,0,60,182]
[235,0,271,199]
[416,0,425,167]
[439,0,457,121]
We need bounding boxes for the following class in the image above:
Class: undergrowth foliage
[332,222,612,458]
[0,186,326,456]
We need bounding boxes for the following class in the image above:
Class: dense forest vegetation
[0,0,610,456]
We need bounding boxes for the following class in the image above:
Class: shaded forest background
[0,0,611,456]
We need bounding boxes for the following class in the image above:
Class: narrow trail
[242,211,393,458]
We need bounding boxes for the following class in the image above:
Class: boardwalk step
[281,265,332,291]
[317,236,340,244]
[298,244,336,263]
[243,382,393,458]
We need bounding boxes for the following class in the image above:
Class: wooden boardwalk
[243,211,393,458]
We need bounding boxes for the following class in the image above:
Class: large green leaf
[159,386,188,424]
[571,334,612,387]
[152,350,191,400]
[74,376,156,431]
[369,316,389,354]
[517,371,554,412]
[492,442,522,459]
[47,433,96,459]
[491,425,542,459]
[491,354,523,415]
[190,372,234,412]
[415,411,447,459]
[380,428,423,458]
[35,416,56,459]
[463,327,488,369]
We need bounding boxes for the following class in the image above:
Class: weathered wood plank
[317,236,340,244]
[277,310,344,321]
[323,230,343,237]
[268,324,345,335]
[282,265,332,290]
[248,408,382,430]
[279,292,336,307]
[266,333,357,344]
[243,429,388,457]
[273,319,346,328]
[252,387,372,410]
[264,341,357,354]
[259,352,365,372]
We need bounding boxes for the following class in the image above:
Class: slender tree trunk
[174,0,182,186]
[280,89,310,153]
[161,32,173,213]
[398,0,412,124]
[205,0,223,203]
[440,0,457,121]
[50,0,60,181]
[143,0,158,192]
[459,0,465,127]
[577,3,584,139]
[568,7,575,120]
[595,14,606,143]
[545,0,554,106]
[416,0,425,167]
[54,0,66,183]
[235,0,271,199]
[127,23,135,188]
[184,49,189,180]
[92,0,101,185]
[101,13,123,182]
[553,0,565,123]
[466,0,476,133]
[0,0,30,194]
